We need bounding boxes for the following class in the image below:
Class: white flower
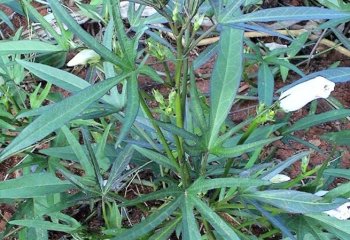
[269,174,291,183]
[67,49,100,67]
[265,42,287,51]
[324,202,350,220]
[279,76,335,112]
[315,190,350,220]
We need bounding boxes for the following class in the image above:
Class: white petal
[265,42,287,51]
[269,174,291,183]
[314,190,329,197]
[324,202,350,220]
[67,49,100,67]
[279,76,335,112]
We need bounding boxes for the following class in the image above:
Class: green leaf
[258,62,274,106]
[208,27,244,149]
[181,195,201,240]
[47,0,129,70]
[17,60,89,93]
[189,69,207,132]
[155,120,200,142]
[109,0,136,66]
[244,190,347,213]
[139,65,164,83]
[112,197,181,240]
[9,220,77,233]
[324,168,350,179]
[95,124,113,172]
[291,216,331,240]
[188,177,270,194]
[20,0,67,48]
[225,7,350,24]
[321,130,350,146]
[0,9,14,30]
[120,187,183,207]
[283,109,350,134]
[116,73,139,146]
[212,137,281,157]
[306,214,350,238]
[261,151,311,181]
[0,73,130,162]
[149,217,182,240]
[193,43,218,70]
[0,173,73,198]
[0,40,63,54]
[133,146,180,172]
[0,118,15,130]
[61,126,94,176]
[104,144,134,192]
[191,195,240,240]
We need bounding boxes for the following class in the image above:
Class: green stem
[139,92,178,166]
[102,201,110,229]
[162,61,173,86]
[200,152,209,176]
[0,85,20,114]
[203,219,216,240]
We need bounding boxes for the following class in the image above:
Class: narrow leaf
[226,7,350,24]
[0,73,129,161]
[112,197,181,240]
[209,27,244,148]
[0,40,63,54]
[61,126,94,176]
[116,73,139,146]
[283,110,350,134]
[189,177,270,194]
[0,173,73,198]
[258,62,274,106]
[213,137,281,157]
[10,220,77,233]
[47,0,129,69]
[17,60,89,92]
[244,190,347,213]
[191,195,240,240]
[181,195,201,240]
[134,146,180,171]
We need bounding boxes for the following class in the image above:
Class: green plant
[1,0,350,239]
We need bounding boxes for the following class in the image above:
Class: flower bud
[67,49,100,67]
[269,174,291,183]
[279,76,335,112]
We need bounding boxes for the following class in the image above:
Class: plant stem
[139,92,178,167]
[203,219,216,240]
[162,61,173,86]
[102,201,110,229]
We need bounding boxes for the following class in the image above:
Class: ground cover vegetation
[0,0,350,239]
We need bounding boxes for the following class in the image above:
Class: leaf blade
[209,27,244,148]
[0,73,129,161]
